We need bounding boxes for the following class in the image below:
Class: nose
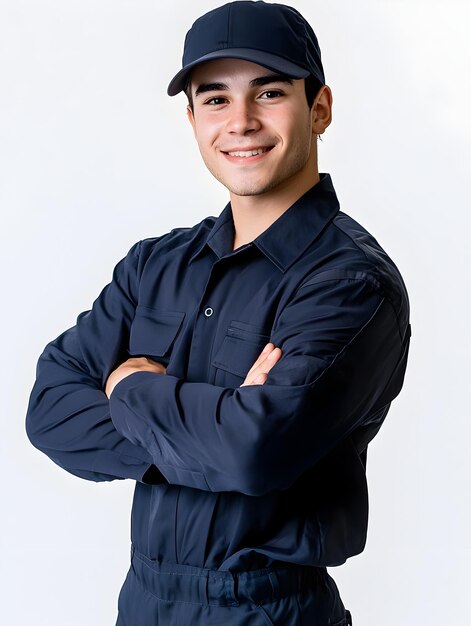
[225,98,262,135]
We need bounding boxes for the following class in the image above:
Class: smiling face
[186,58,331,201]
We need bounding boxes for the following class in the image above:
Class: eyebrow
[194,74,294,98]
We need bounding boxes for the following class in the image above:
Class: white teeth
[227,147,270,157]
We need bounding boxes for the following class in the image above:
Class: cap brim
[167,48,310,96]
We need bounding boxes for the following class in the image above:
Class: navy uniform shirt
[26,173,411,571]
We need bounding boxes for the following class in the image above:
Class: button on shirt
[25,173,411,571]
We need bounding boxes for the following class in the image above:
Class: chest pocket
[129,306,186,365]
[211,320,272,387]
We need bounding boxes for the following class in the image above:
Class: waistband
[130,545,327,607]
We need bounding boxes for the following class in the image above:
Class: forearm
[25,351,157,482]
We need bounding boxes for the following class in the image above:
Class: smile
[221,146,274,165]
[225,147,271,157]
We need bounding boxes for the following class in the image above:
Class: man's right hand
[240,343,282,387]
[105,357,166,398]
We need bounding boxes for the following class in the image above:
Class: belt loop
[201,572,209,605]
[226,571,239,606]
[231,571,239,604]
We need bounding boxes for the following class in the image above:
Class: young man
[26,2,411,624]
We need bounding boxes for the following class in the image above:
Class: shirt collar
[188,173,340,273]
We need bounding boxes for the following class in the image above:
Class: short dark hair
[184,73,323,113]
[305,74,323,109]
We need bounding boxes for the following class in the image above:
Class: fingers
[245,342,275,378]
[251,372,268,385]
[240,343,282,387]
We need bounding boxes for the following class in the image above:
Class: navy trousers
[116,545,353,625]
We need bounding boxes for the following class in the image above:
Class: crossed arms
[25,242,410,495]
[104,343,282,398]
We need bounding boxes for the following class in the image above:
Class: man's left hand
[105,357,166,398]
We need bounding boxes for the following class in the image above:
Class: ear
[187,105,197,137]
[311,85,333,136]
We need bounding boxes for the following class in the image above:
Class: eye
[260,90,284,99]
[204,96,227,106]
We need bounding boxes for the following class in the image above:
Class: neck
[230,168,320,251]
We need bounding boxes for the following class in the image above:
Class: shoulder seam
[332,218,372,265]
[297,273,403,343]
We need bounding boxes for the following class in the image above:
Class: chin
[227,184,271,197]
[217,174,282,197]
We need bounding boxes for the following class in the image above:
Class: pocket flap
[212,321,271,378]
[130,306,185,358]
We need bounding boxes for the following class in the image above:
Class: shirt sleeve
[25,241,162,483]
[109,272,411,495]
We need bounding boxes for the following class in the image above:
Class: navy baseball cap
[167,1,325,96]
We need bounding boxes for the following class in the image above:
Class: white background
[1,1,470,624]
